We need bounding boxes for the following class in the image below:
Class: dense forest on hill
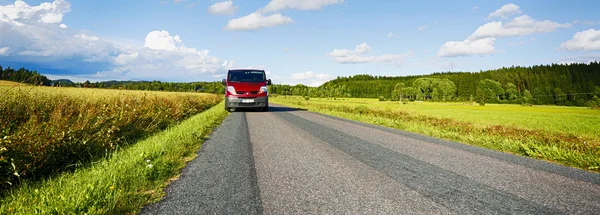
[2,62,600,106]
[270,62,600,106]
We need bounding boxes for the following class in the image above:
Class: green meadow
[271,96,600,172]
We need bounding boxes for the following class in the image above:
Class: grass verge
[0,102,228,214]
[272,97,600,172]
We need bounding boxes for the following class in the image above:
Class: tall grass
[0,102,229,214]
[272,97,600,172]
[0,86,221,190]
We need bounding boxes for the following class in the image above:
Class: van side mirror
[267,79,272,85]
[221,79,226,85]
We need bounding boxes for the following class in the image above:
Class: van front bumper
[225,96,268,108]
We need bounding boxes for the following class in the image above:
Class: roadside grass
[0,86,221,190]
[271,96,600,172]
[0,102,229,215]
[288,97,600,140]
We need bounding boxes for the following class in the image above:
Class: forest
[2,62,600,106]
[270,62,600,106]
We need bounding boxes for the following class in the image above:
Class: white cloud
[260,0,344,13]
[438,4,570,58]
[488,3,521,19]
[59,23,67,28]
[208,1,238,15]
[0,1,233,81]
[472,6,478,13]
[328,43,412,64]
[0,47,8,56]
[114,52,138,65]
[469,15,571,40]
[143,30,183,51]
[560,29,600,51]
[437,38,496,57]
[224,12,293,31]
[418,26,427,31]
[0,0,70,27]
[289,71,333,87]
[173,0,186,4]
[225,0,342,31]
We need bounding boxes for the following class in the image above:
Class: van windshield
[228,70,266,83]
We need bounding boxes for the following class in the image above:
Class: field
[0,85,222,190]
[0,80,26,86]
[0,102,229,214]
[271,96,600,172]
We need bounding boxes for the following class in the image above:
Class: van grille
[236,91,259,94]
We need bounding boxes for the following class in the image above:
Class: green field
[271,96,600,172]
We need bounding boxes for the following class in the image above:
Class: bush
[379,96,386,101]
[0,87,221,190]
[303,96,310,100]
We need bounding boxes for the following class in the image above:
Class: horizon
[1,0,599,86]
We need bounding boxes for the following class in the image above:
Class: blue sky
[0,0,599,86]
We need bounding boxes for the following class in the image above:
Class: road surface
[140,105,600,215]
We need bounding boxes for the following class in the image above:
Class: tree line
[268,62,600,106]
[0,65,51,86]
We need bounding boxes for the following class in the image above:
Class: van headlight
[259,86,268,94]
[227,86,236,94]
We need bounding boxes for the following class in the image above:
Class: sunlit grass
[290,97,600,140]
[0,102,229,215]
[271,96,600,172]
[0,85,222,190]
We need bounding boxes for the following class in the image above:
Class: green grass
[0,102,229,215]
[0,86,221,189]
[272,96,600,172]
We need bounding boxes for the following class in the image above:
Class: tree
[521,89,533,105]
[505,83,518,101]
[391,83,405,101]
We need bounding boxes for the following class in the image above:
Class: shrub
[378,96,386,101]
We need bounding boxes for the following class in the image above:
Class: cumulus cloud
[418,26,427,31]
[328,43,412,64]
[469,15,571,40]
[208,1,238,15]
[224,12,293,31]
[438,4,570,57]
[437,38,496,57]
[560,29,600,51]
[289,71,333,87]
[225,0,343,31]
[0,0,70,26]
[260,0,344,13]
[0,0,233,81]
[488,3,521,19]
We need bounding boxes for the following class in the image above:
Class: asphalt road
[140,104,600,215]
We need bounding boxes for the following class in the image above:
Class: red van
[222,69,272,112]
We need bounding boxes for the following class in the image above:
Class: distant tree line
[3,62,600,107]
[268,62,600,107]
[0,65,51,86]
[77,80,225,94]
